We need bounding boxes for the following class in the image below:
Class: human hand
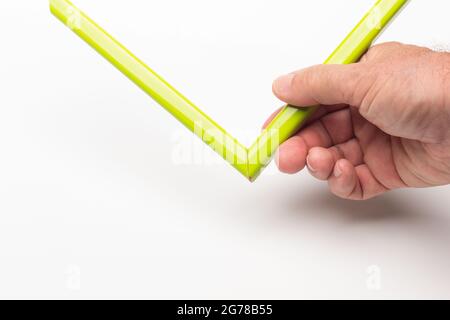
[267,42,450,200]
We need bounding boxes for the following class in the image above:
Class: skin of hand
[267,42,450,200]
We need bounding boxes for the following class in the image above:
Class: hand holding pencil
[50,0,409,181]
[269,42,450,200]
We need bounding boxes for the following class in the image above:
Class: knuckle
[373,41,402,51]
[365,42,403,61]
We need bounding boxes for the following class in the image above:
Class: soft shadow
[276,184,450,256]
[294,188,428,224]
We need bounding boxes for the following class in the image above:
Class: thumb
[272,64,368,107]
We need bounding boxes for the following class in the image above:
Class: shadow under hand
[276,183,450,265]
[296,187,426,224]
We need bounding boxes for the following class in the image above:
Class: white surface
[0,0,449,299]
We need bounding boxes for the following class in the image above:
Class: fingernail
[334,163,343,178]
[274,74,295,95]
[306,155,316,172]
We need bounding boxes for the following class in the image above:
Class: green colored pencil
[49,0,408,181]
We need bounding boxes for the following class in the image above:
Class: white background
[0,0,449,299]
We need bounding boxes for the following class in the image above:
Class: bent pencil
[49,0,408,181]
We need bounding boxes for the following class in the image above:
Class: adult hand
[268,42,450,200]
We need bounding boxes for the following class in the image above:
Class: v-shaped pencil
[50,0,408,181]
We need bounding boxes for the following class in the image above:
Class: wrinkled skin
[267,42,450,200]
